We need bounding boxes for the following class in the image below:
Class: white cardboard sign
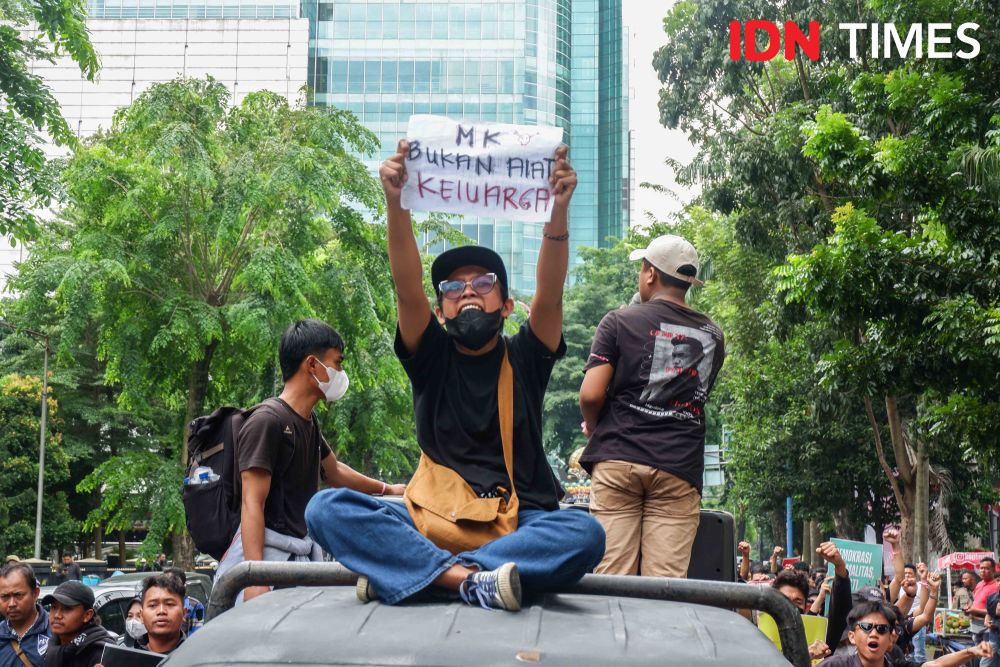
[400,115,564,222]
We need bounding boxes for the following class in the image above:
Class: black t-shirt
[580,299,725,493]
[395,314,566,511]
[237,397,332,538]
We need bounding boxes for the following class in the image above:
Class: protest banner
[400,115,564,222]
[827,538,883,594]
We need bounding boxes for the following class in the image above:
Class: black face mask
[444,307,504,350]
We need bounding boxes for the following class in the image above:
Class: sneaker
[458,562,521,611]
[356,575,376,603]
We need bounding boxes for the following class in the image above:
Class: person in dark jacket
[40,582,113,667]
[51,557,81,586]
[0,562,50,667]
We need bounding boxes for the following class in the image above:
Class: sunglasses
[438,273,498,300]
[854,622,892,636]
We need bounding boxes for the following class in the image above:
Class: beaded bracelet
[543,231,570,241]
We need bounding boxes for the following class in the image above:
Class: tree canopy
[1,0,98,241]
[653,0,999,559]
[7,78,419,562]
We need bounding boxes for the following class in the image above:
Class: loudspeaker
[686,509,736,582]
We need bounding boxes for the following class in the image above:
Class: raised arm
[738,542,752,582]
[381,140,430,355]
[884,527,903,603]
[530,145,576,353]
[912,573,940,632]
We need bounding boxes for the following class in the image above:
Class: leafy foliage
[0,0,98,241]
[0,372,77,557]
[8,78,418,560]
[653,0,999,555]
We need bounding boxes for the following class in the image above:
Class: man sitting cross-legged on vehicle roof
[305,139,605,612]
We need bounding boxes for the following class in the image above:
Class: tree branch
[710,98,764,137]
[885,394,914,486]
[214,206,260,303]
[864,395,906,511]
[794,52,812,102]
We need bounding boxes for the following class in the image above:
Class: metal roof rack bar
[208,561,809,667]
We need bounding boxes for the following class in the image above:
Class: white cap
[628,234,703,286]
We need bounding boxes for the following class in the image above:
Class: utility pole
[0,320,51,558]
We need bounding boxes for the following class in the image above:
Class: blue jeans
[911,624,926,661]
[305,488,606,605]
[982,637,1000,667]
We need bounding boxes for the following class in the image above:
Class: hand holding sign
[400,115,565,222]
[380,140,409,205]
[549,145,576,208]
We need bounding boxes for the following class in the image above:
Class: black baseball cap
[41,580,95,609]
[853,586,884,603]
[431,246,509,301]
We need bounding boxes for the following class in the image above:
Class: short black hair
[848,600,898,629]
[141,574,185,603]
[981,557,997,569]
[772,570,810,600]
[903,563,917,573]
[643,259,695,292]
[163,566,186,585]
[0,562,38,589]
[792,561,810,573]
[278,319,345,382]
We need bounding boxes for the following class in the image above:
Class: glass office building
[304,0,628,292]
[86,0,298,18]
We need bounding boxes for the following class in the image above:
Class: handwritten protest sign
[826,538,883,594]
[400,115,564,222]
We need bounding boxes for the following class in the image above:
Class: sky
[623,0,700,227]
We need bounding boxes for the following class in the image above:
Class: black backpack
[182,405,262,560]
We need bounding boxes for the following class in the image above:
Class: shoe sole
[356,575,374,603]
[497,562,522,611]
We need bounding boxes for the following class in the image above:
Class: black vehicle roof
[163,586,788,666]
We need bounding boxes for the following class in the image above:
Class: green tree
[654,0,999,559]
[1,0,98,241]
[10,78,417,564]
[0,372,77,558]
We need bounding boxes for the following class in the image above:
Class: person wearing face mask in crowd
[216,319,405,603]
[116,598,145,648]
[304,140,604,612]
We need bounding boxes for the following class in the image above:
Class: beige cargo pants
[589,460,701,578]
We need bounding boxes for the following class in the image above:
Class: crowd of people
[733,529,999,666]
[0,559,199,667]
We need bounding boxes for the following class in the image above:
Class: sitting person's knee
[305,487,359,527]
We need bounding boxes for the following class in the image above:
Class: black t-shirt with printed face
[579,299,725,493]
[395,314,566,511]
[237,397,332,538]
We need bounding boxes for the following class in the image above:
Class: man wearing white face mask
[228,319,405,603]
